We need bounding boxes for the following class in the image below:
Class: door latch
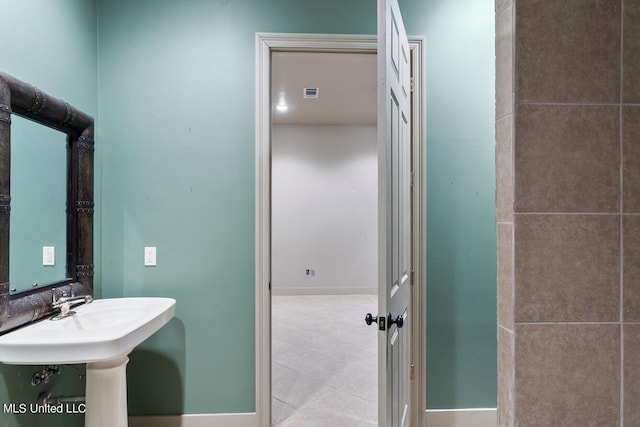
[365,313,386,331]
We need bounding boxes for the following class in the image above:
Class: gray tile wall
[495,0,514,425]
[496,0,640,425]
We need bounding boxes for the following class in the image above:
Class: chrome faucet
[51,286,93,319]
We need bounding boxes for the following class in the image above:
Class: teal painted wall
[98,0,495,414]
[0,0,495,422]
[404,0,498,409]
[96,0,379,414]
[0,1,98,426]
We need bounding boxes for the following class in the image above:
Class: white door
[376,0,412,425]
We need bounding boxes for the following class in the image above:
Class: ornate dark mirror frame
[0,72,94,334]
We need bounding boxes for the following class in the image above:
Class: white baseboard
[129,408,497,427]
[271,287,377,296]
[128,412,256,427]
[425,408,497,427]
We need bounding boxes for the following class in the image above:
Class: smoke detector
[303,87,319,99]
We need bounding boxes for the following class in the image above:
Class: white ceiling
[271,52,377,125]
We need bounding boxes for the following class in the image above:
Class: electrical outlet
[43,246,55,266]
[144,247,157,266]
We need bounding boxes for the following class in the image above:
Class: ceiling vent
[303,87,319,99]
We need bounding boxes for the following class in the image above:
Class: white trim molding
[129,413,257,427]
[425,408,497,427]
[409,35,427,427]
[255,32,426,427]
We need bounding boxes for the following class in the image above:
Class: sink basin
[0,297,175,365]
[0,297,175,427]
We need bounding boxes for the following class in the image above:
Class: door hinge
[410,270,415,286]
[410,77,415,93]
[410,363,415,381]
[410,171,414,188]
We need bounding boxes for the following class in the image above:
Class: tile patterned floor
[272,294,378,427]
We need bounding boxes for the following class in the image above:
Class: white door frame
[255,32,426,427]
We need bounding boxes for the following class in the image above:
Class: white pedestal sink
[0,297,176,427]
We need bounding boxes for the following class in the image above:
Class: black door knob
[388,313,404,328]
[365,313,377,326]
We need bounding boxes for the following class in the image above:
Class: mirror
[0,71,94,334]
[10,116,67,293]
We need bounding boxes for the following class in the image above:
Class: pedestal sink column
[85,354,129,427]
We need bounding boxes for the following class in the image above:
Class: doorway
[255,33,426,427]
[270,51,378,426]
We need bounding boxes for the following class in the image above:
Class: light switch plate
[43,246,55,266]
[144,247,157,266]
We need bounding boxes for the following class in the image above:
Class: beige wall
[497,0,640,425]
[271,125,377,294]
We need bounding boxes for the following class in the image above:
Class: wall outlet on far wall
[305,268,316,277]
